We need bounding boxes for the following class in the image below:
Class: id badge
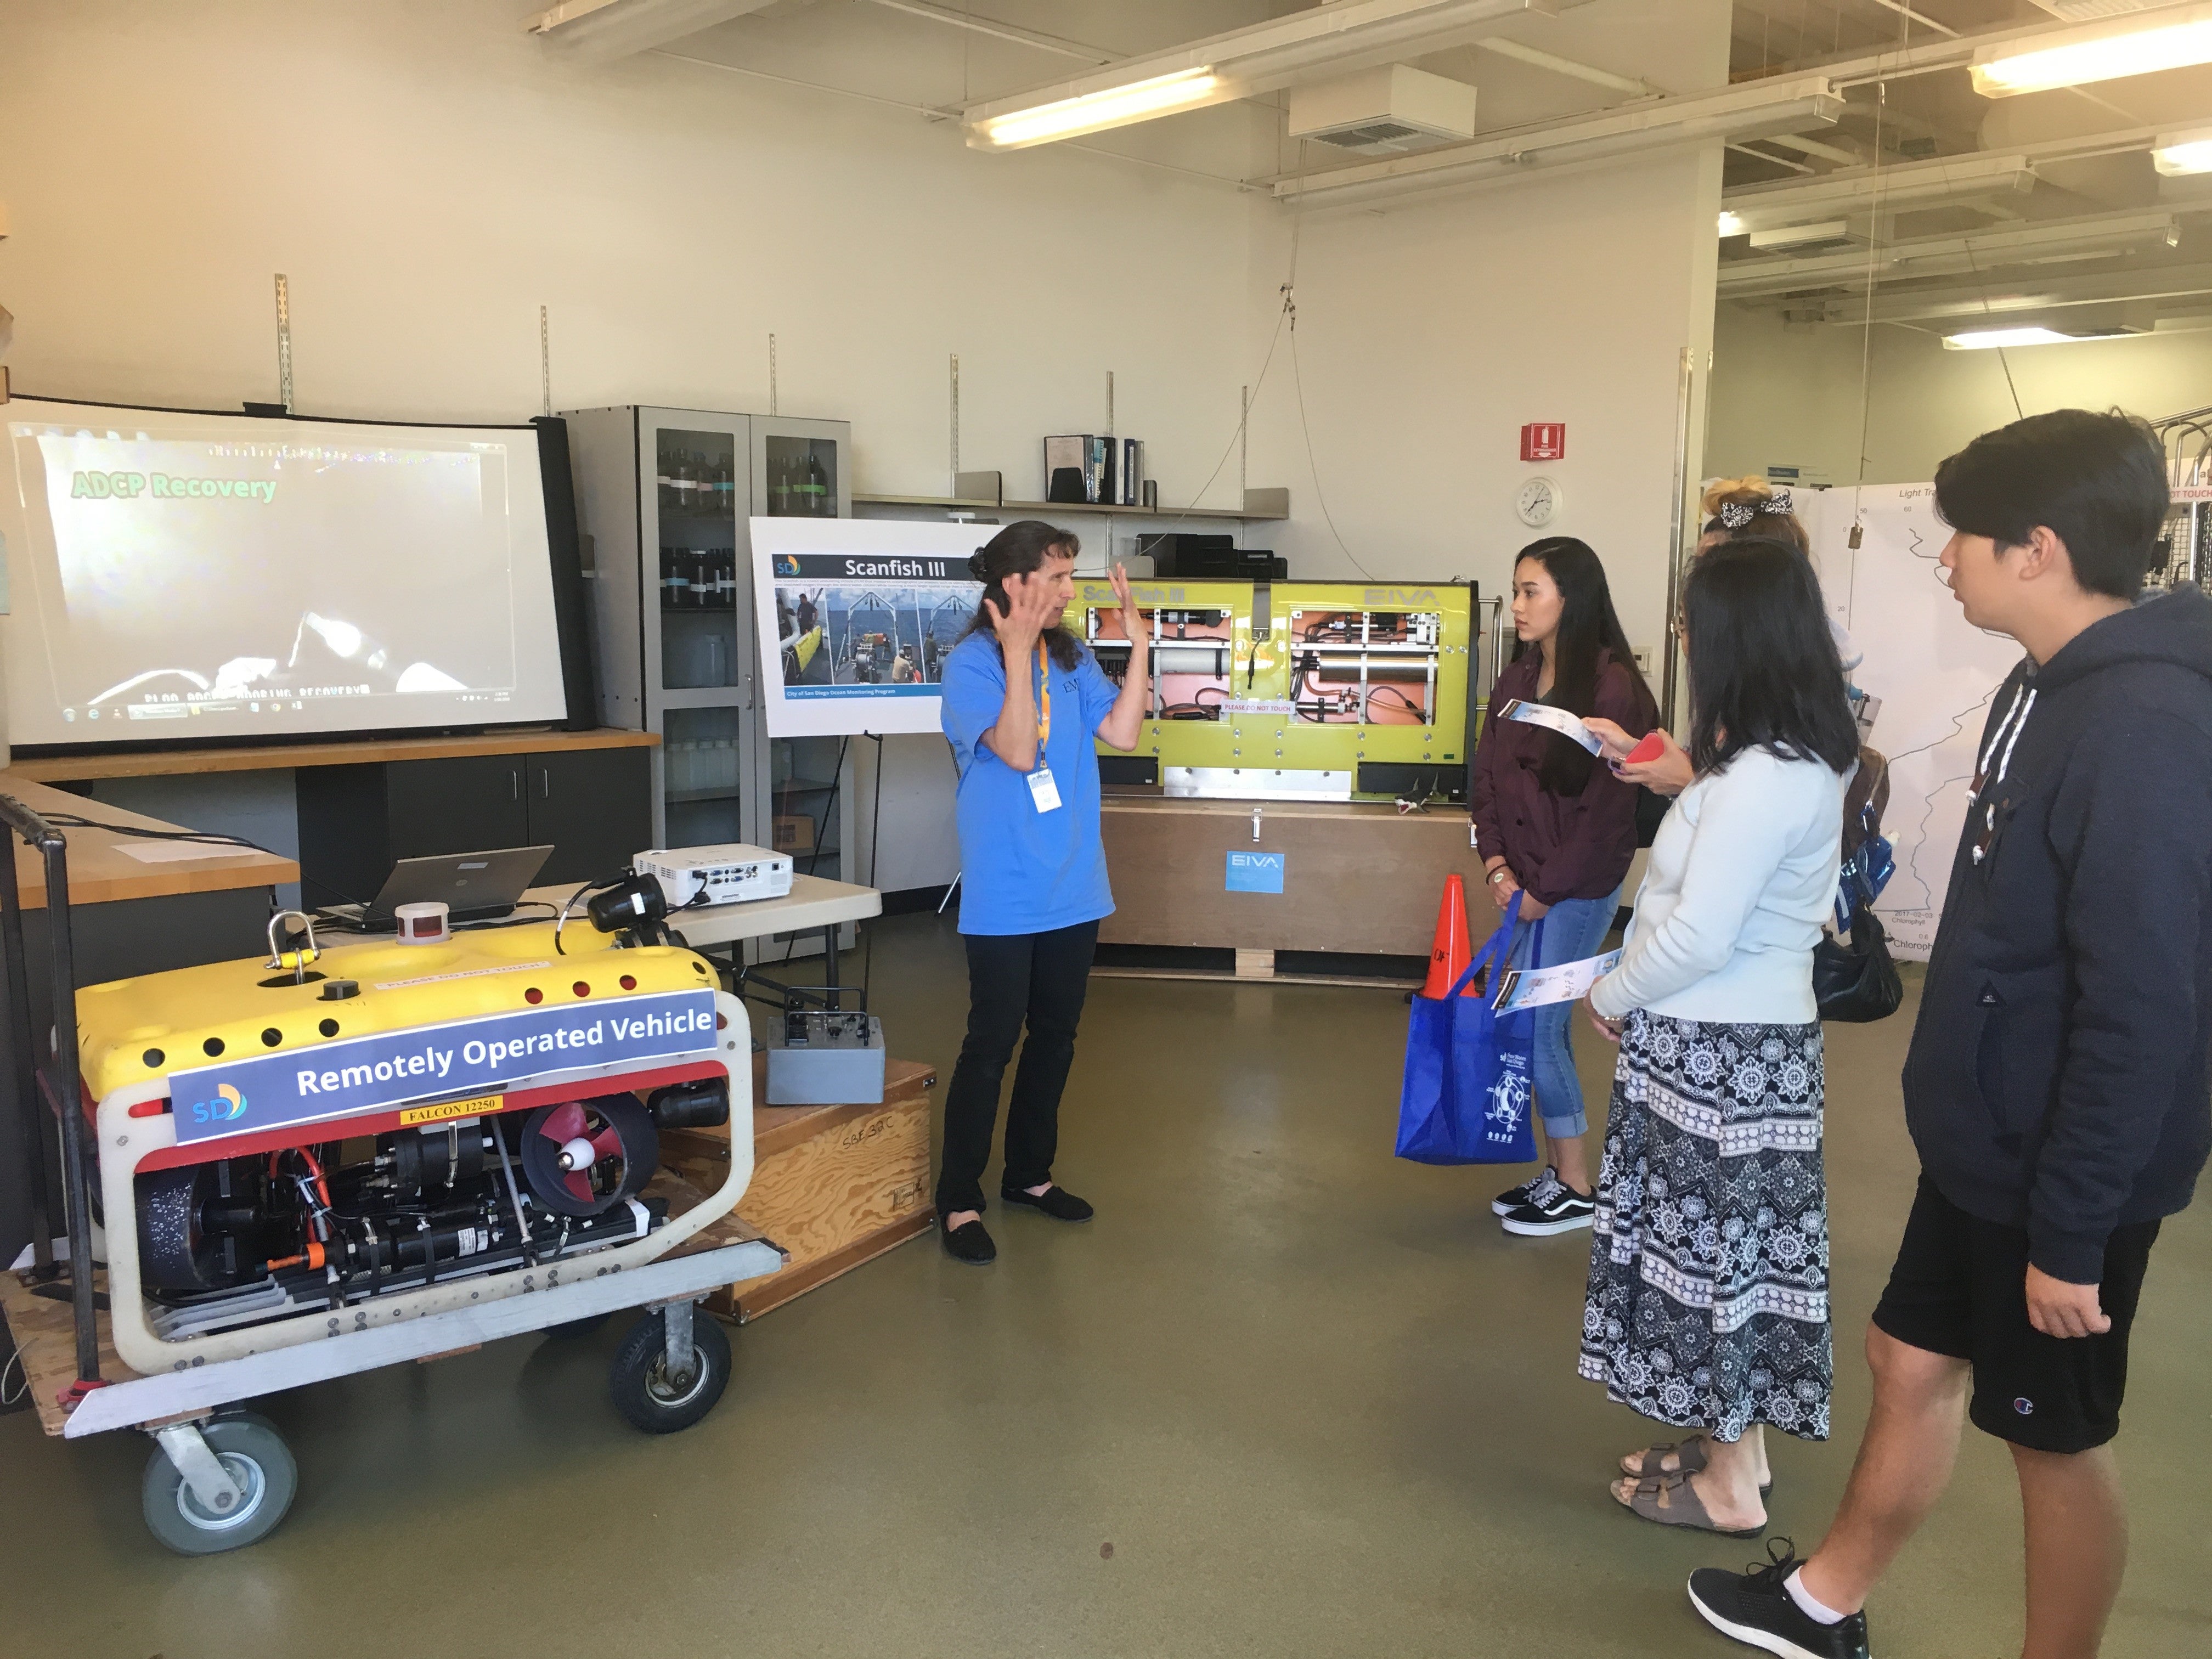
[1026,765,1063,814]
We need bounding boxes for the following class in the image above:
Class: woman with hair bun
[1596,479,1865,799]
[933,521,1150,1266]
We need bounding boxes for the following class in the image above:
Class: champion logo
[2013,1396,2035,1415]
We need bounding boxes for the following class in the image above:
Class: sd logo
[189,1083,248,1125]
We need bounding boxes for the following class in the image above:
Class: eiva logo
[1229,853,1283,872]
[188,1082,249,1126]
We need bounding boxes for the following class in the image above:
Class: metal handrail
[0,794,97,1388]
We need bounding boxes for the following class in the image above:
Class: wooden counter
[0,775,297,909]
[8,726,657,785]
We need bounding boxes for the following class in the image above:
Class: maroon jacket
[1470,649,1654,905]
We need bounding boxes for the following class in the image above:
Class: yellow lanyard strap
[1034,638,1052,751]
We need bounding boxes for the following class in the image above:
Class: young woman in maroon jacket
[1471,537,1658,1237]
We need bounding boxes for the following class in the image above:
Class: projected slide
[751,520,986,737]
[0,399,570,747]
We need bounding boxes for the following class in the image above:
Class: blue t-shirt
[940,630,1120,936]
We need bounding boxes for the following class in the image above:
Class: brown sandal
[1622,1434,1774,1494]
[1615,1471,1767,1538]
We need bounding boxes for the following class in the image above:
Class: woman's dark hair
[1509,537,1656,793]
[1932,407,2169,599]
[961,519,1082,669]
[1683,538,1858,776]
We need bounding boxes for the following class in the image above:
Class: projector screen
[0,398,571,748]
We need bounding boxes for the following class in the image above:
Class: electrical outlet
[1633,645,1654,673]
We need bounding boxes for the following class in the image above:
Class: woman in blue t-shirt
[935,521,1150,1265]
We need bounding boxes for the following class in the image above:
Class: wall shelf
[854,490,1288,523]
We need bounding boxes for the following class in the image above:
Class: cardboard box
[772,813,816,854]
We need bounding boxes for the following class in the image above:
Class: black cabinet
[298,746,651,910]
[523,748,651,886]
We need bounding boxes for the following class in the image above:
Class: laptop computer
[322,845,556,929]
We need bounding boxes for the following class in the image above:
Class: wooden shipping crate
[660,1054,936,1322]
[1097,796,1498,980]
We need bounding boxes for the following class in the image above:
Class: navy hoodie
[1905,586,2212,1284]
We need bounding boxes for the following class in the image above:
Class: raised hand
[987,568,1064,651]
[1107,562,1145,649]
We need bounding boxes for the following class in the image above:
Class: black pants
[935,921,1099,1214]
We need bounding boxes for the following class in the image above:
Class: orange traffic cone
[1421,873,1475,999]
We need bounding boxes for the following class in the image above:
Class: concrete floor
[2,911,2206,1658]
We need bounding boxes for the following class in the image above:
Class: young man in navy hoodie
[1689,409,2212,1659]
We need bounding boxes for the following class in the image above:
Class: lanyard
[1033,639,1051,751]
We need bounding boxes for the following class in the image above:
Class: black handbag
[1814,872,1903,1023]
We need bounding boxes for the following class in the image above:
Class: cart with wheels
[0,798,785,1554]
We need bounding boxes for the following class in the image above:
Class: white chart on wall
[1800,484,2022,960]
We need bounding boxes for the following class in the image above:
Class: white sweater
[1590,746,1844,1025]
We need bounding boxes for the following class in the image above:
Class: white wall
[0,0,1263,509]
[1239,0,1734,662]
[1708,304,2212,488]
[1,0,1738,888]
[0,0,1277,890]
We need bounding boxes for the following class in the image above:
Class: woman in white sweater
[1576,538,1860,1537]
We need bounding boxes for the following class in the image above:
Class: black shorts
[1871,1176,2161,1454]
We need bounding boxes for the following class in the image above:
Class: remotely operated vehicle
[5,838,781,1556]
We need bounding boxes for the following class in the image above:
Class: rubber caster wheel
[608,1309,730,1433]
[141,1413,297,1555]
[545,1313,610,1338]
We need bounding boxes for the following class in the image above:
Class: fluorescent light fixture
[1718,211,1746,236]
[525,0,777,60]
[1719,210,2179,297]
[1943,326,2130,348]
[1749,220,1850,250]
[1971,2,2212,97]
[1721,151,2036,236]
[2154,126,2212,176]
[975,68,1220,148]
[963,0,1546,150]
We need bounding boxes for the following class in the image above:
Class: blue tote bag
[1395,894,1539,1166]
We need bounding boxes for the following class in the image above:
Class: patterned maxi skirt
[1577,1009,1831,1442]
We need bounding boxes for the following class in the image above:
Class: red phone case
[1625,732,1665,765]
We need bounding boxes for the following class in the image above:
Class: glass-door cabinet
[562,405,856,962]
[748,416,853,894]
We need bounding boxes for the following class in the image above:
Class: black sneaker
[1688,1542,1871,1659]
[1498,1170,1594,1236]
[1492,1165,1560,1216]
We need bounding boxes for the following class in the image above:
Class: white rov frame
[96,989,757,1376]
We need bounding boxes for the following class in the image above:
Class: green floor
[2,912,2205,1657]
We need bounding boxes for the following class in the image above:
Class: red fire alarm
[1520,422,1566,462]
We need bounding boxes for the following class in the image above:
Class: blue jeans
[1505,889,1621,1141]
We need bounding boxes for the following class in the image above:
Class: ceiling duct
[1269,74,1843,208]
[1288,65,1478,157]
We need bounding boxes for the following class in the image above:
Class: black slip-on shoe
[1688,1542,1871,1659]
[939,1217,996,1265]
[998,1183,1093,1222]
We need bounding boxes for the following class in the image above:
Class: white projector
[634,843,794,908]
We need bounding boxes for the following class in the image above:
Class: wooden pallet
[1092,942,1427,989]
[661,1056,937,1322]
